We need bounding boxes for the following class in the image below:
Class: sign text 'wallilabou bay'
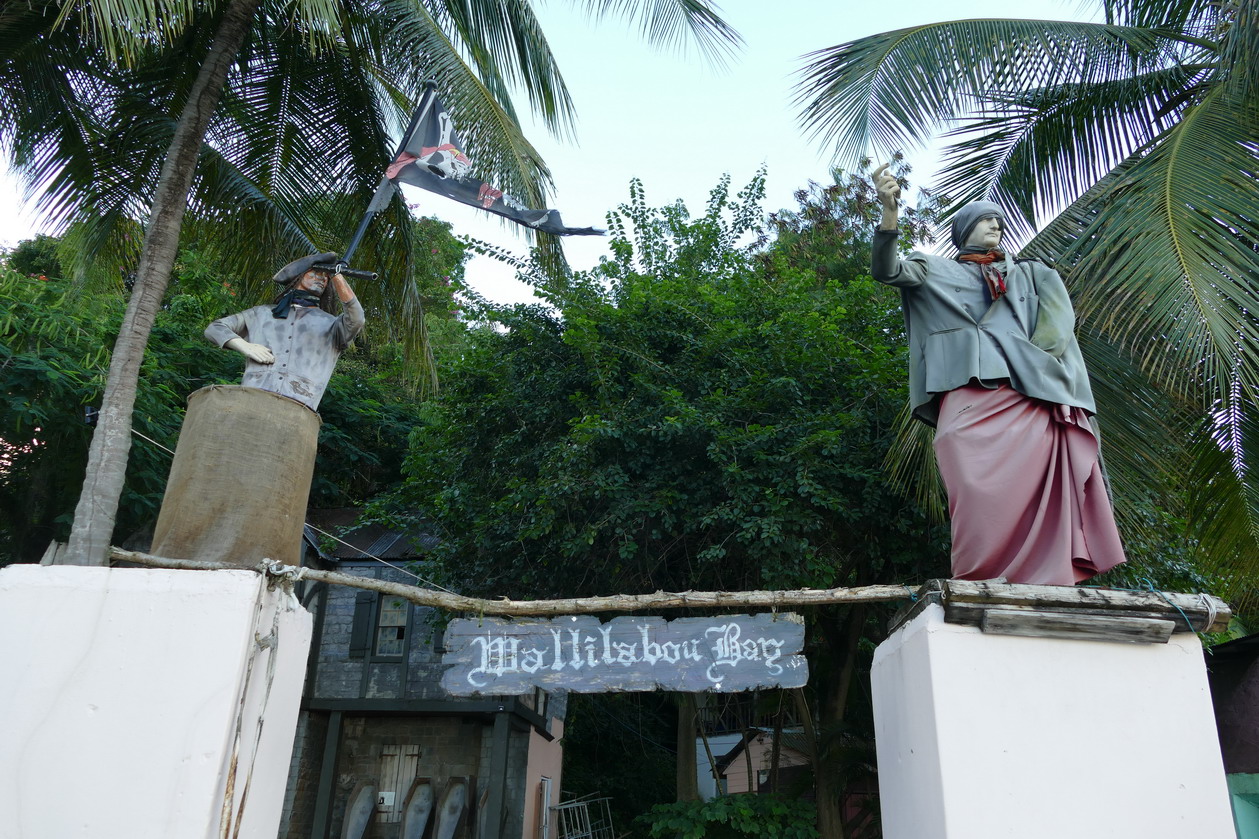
[440,614,807,695]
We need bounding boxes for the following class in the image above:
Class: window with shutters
[348,592,410,660]
[375,596,408,657]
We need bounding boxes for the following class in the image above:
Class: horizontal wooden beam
[109,547,916,615]
[109,548,1231,631]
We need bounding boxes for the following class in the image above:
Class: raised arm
[874,163,900,231]
[329,270,366,349]
[870,163,924,287]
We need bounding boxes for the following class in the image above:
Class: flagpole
[339,81,439,268]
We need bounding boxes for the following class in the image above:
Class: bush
[639,796,819,839]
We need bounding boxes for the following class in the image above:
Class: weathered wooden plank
[945,602,1212,631]
[980,609,1176,644]
[940,580,1230,633]
[440,614,808,695]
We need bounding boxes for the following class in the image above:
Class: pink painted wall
[721,732,809,794]
[522,718,565,839]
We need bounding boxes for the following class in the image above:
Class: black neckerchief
[271,288,322,318]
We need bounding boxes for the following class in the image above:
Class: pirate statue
[151,252,366,569]
[871,163,1125,586]
[205,252,365,410]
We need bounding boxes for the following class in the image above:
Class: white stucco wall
[871,601,1234,839]
[0,564,312,839]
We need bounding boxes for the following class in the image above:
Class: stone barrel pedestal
[871,581,1234,839]
[152,384,320,567]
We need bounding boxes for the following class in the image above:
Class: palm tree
[794,0,1259,597]
[0,0,740,567]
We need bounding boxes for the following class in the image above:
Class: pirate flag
[371,87,604,237]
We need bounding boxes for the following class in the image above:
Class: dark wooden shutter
[349,591,376,658]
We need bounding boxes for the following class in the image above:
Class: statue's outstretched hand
[873,163,900,209]
[225,337,275,364]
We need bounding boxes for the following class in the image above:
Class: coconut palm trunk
[59,0,263,566]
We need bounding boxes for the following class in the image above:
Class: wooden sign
[440,613,807,696]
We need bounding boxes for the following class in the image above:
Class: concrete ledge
[0,564,312,839]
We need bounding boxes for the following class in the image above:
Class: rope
[1077,577,1225,634]
[229,604,283,839]
[131,427,175,455]
[218,576,271,839]
[1142,577,1203,634]
[1199,592,1219,634]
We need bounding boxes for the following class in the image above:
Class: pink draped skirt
[934,383,1126,585]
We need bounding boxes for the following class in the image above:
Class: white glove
[225,337,275,364]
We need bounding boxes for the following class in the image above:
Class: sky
[0,0,1096,304]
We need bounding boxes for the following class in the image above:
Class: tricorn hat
[272,252,340,286]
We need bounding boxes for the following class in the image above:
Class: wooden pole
[109,547,1231,632]
[109,547,915,615]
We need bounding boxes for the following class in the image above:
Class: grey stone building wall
[280,712,329,839]
[281,562,566,839]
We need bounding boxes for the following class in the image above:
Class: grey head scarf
[951,201,1006,251]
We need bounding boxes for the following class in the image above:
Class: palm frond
[1185,388,1259,608]
[51,0,203,64]
[796,18,1179,164]
[573,0,743,66]
[435,0,576,136]
[882,402,946,523]
[1046,91,1259,403]
[934,65,1197,243]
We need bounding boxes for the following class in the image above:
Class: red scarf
[958,250,1007,300]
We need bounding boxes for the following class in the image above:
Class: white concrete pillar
[0,564,312,839]
[872,600,1234,839]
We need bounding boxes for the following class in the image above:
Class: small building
[279,509,566,839]
[711,729,811,795]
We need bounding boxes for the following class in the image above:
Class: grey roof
[305,507,438,561]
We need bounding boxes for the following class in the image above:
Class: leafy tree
[394,172,949,837]
[562,693,679,831]
[403,172,944,597]
[5,234,64,279]
[794,0,1259,602]
[0,0,740,566]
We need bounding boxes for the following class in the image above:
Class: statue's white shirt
[205,299,365,410]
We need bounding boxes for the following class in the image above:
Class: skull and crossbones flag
[370,86,604,237]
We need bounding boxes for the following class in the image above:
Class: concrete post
[871,599,1234,838]
[0,564,312,839]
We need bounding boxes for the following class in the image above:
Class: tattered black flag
[372,87,603,237]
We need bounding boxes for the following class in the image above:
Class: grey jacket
[872,229,1094,427]
[205,299,365,411]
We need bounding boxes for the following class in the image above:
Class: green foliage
[400,172,947,601]
[395,171,945,832]
[639,795,818,839]
[560,693,677,830]
[0,232,462,564]
[4,234,65,279]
